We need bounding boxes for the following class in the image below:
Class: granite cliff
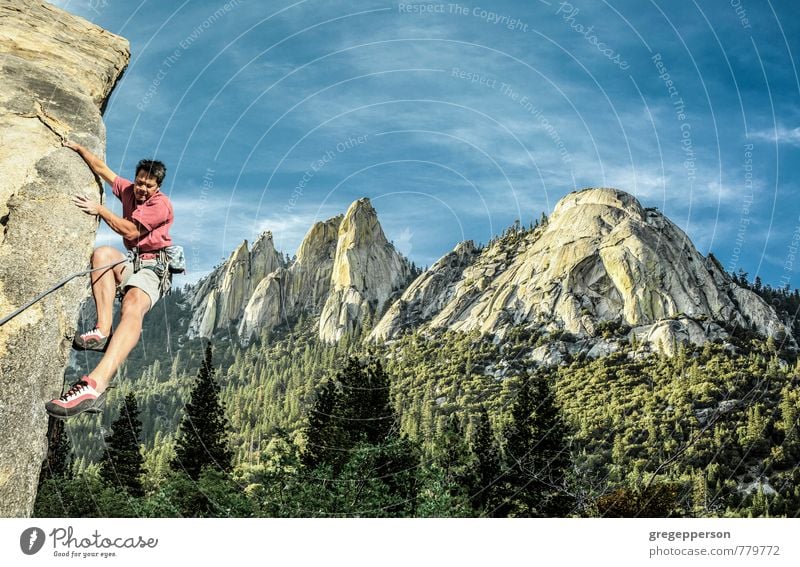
[0,0,129,517]
[371,188,793,358]
[189,199,411,344]
[188,231,284,338]
[318,199,411,343]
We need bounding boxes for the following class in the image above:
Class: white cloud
[751,126,800,146]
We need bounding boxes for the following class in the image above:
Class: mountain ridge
[188,198,414,344]
[185,188,793,360]
[372,187,794,358]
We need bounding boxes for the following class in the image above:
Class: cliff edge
[0,0,129,517]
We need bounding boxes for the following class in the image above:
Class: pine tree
[171,342,233,480]
[301,355,421,515]
[99,393,145,497]
[38,418,72,484]
[471,407,502,514]
[432,413,474,497]
[496,374,573,517]
[302,377,345,469]
[303,355,394,470]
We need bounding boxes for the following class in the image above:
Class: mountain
[372,188,793,358]
[188,231,284,337]
[188,198,412,344]
[187,188,791,359]
[319,199,411,343]
[56,187,800,518]
[0,0,129,517]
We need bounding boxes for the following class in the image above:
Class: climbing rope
[0,255,130,327]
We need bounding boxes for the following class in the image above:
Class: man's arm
[63,141,118,186]
[72,195,148,241]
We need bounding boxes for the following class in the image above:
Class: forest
[36,269,800,518]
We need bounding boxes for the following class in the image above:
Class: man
[45,141,174,418]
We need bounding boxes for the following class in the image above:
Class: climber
[45,141,175,419]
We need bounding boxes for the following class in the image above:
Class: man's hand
[72,194,102,216]
[62,140,81,152]
[80,195,146,241]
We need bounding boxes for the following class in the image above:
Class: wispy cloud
[58,0,800,287]
[751,126,800,146]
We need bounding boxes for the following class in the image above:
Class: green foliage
[142,469,254,518]
[595,482,683,517]
[171,342,233,479]
[415,463,473,517]
[99,393,145,497]
[384,324,800,517]
[471,407,503,513]
[492,373,574,517]
[56,265,800,518]
[38,419,72,484]
[34,467,142,518]
[302,355,394,470]
[296,356,422,516]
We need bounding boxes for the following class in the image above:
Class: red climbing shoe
[45,376,106,419]
[72,327,111,352]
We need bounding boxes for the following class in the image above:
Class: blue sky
[50,0,800,287]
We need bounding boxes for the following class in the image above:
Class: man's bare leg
[88,287,151,394]
[90,246,126,336]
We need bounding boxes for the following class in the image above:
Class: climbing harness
[0,254,131,327]
[126,245,185,299]
[1,245,185,327]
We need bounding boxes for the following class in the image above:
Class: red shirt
[112,176,174,252]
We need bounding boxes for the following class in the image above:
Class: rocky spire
[188,232,282,337]
[290,215,342,314]
[319,198,411,343]
[238,217,342,344]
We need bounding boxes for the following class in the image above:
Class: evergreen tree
[172,342,233,480]
[99,393,145,497]
[39,418,72,483]
[302,376,348,470]
[303,355,394,470]
[471,407,502,514]
[495,374,573,517]
[427,413,474,507]
[302,355,421,515]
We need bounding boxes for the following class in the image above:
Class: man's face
[134,171,160,204]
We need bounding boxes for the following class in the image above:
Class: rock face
[373,188,793,355]
[238,216,341,340]
[370,240,478,341]
[188,232,283,337]
[290,215,342,314]
[190,199,411,344]
[0,0,129,517]
[319,199,411,343]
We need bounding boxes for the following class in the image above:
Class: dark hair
[135,159,167,186]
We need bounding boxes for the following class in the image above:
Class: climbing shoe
[73,327,111,352]
[45,376,107,419]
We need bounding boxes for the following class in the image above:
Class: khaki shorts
[119,258,162,310]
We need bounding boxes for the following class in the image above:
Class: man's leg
[90,246,127,336]
[47,285,152,418]
[88,287,151,394]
